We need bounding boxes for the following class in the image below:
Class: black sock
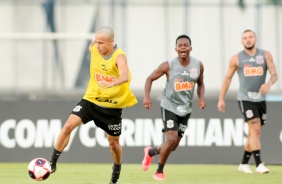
[241,150,252,164]
[253,150,262,167]
[156,163,164,173]
[50,148,62,164]
[148,147,158,157]
[111,163,121,182]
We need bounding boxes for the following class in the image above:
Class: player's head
[242,29,257,50]
[175,35,192,59]
[95,26,115,56]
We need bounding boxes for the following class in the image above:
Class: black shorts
[71,99,122,136]
[161,107,191,137]
[238,100,267,125]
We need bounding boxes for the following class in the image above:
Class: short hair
[175,35,191,46]
[242,29,256,36]
[96,26,114,40]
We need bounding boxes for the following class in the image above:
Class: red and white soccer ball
[28,158,51,181]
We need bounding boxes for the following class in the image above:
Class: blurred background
[0,0,281,98]
[0,0,282,164]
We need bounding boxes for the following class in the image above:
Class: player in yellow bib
[49,26,137,184]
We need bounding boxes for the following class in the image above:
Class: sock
[148,147,158,157]
[111,163,121,182]
[50,148,62,164]
[241,150,252,164]
[156,163,164,173]
[253,150,262,167]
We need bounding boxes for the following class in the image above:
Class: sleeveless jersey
[160,56,201,117]
[237,48,267,102]
[83,45,137,108]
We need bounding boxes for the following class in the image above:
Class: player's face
[242,31,256,50]
[175,38,192,59]
[95,34,114,56]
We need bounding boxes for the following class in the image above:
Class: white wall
[0,1,281,94]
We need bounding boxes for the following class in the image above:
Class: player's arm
[197,61,206,109]
[217,54,238,112]
[98,54,129,89]
[259,51,278,94]
[144,62,169,110]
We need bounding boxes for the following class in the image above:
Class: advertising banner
[0,97,281,164]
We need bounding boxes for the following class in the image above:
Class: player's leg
[237,101,254,173]
[96,107,123,184]
[50,114,83,173]
[107,134,122,184]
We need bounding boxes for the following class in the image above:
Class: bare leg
[55,114,83,151]
[108,134,122,183]
[159,130,179,166]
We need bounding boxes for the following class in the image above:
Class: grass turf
[0,163,281,184]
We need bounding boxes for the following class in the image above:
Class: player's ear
[190,47,193,51]
[175,47,177,52]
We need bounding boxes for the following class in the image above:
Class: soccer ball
[28,158,51,181]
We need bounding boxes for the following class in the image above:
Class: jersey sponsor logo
[95,73,116,82]
[95,97,118,105]
[247,91,261,100]
[256,55,264,65]
[181,71,189,76]
[249,57,256,62]
[243,66,264,76]
[189,68,198,79]
[174,81,194,91]
[177,105,188,113]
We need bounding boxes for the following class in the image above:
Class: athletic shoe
[153,172,165,181]
[109,180,119,184]
[256,163,269,174]
[238,164,253,173]
[50,162,57,173]
[142,146,154,171]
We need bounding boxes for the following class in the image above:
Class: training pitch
[0,163,281,184]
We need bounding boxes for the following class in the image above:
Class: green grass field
[0,163,281,184]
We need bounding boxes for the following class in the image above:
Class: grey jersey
[237,49,267,101]
[160,56,200,116]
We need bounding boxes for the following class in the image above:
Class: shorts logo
[73,105,82,112]
[166,119,174,129]
[108,123,121,131]
[246,109,254,118]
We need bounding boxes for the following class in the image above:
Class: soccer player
[49,26,137,184]
[142,35,206,180]
[217,30,278,174]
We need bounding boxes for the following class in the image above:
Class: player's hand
[198,100,206,109]
[143,96,152,110]
[259,83,270,94]
[217,100,225,112]
[98,81,114,89]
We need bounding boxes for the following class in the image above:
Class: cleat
[238,164,253,173]
[142,146,154,171]
[153,172,165,181]
[256,163,269,174]
[110,164,121,184]
[109,180,119,184]
[50,162,57,173]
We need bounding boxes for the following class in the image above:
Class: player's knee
[62,122,75,134]
[109,139,120,150]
